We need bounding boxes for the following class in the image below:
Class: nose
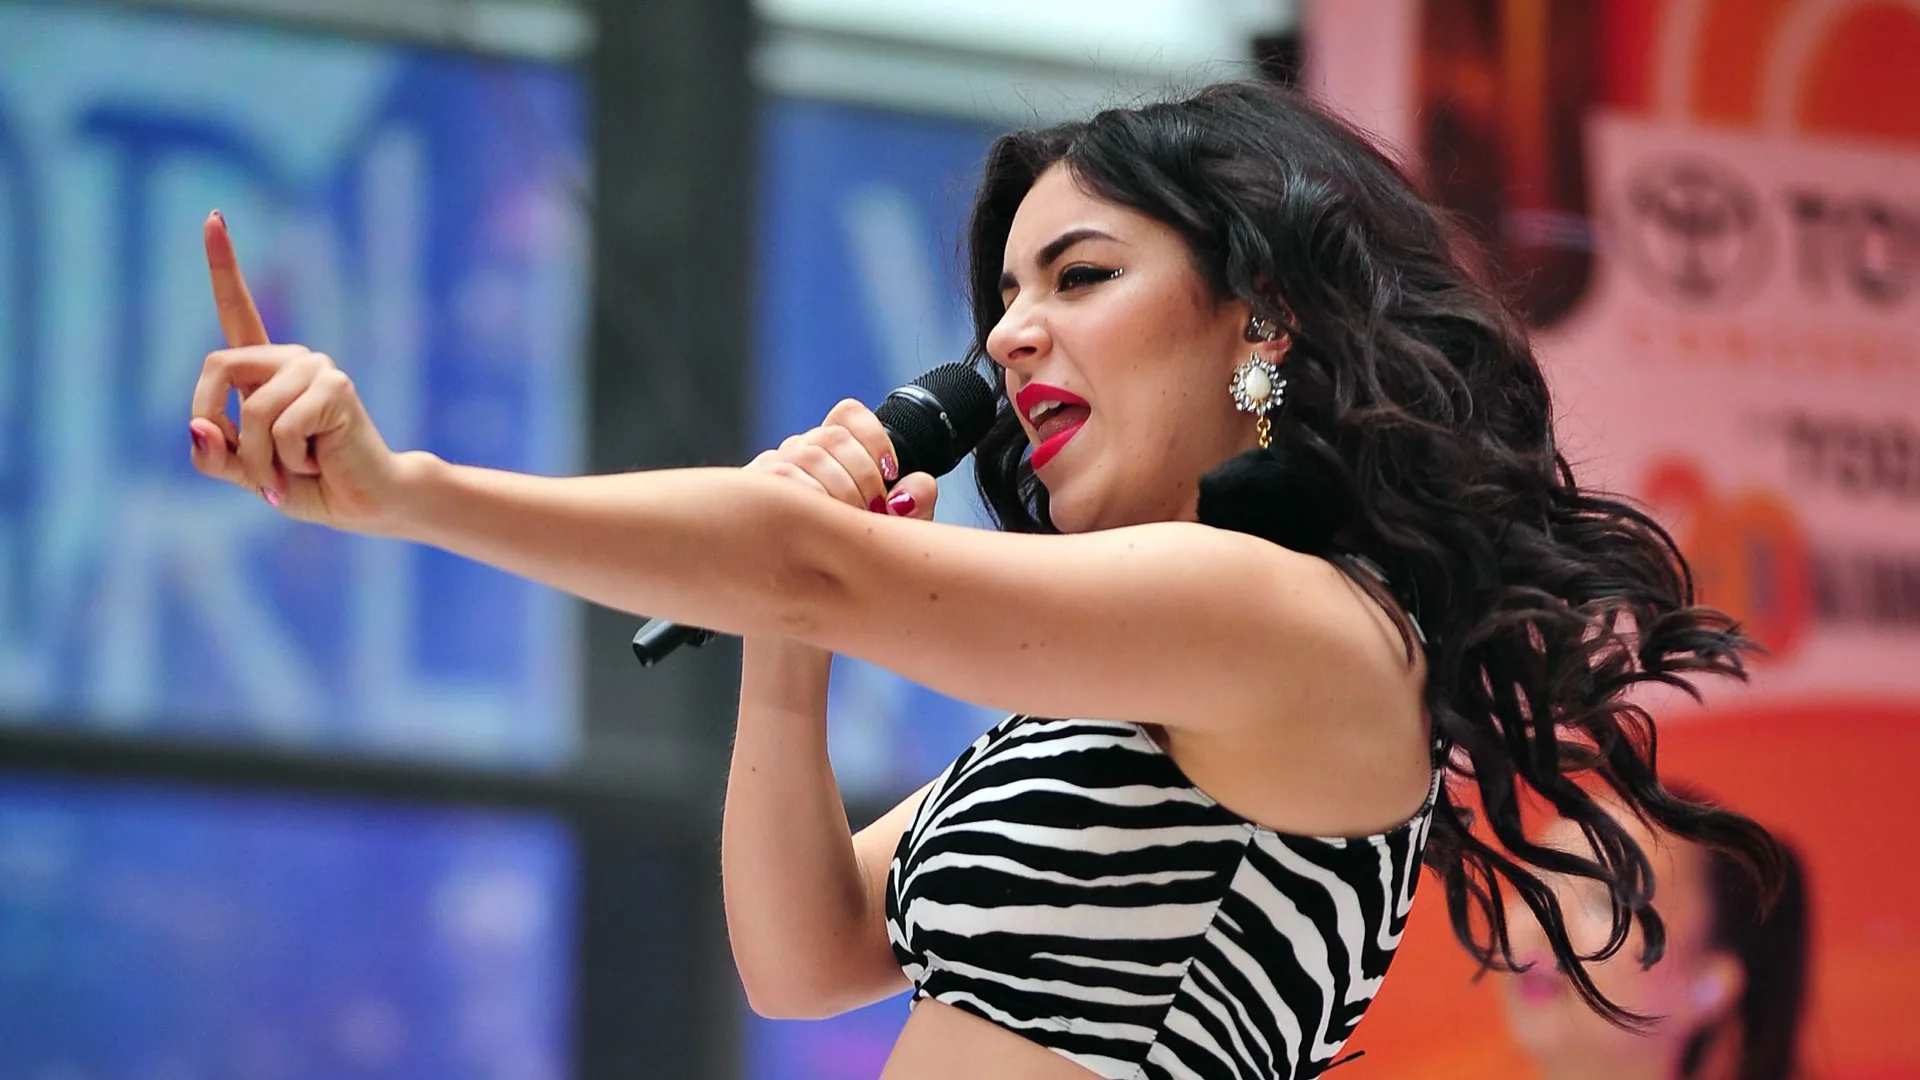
[985,302,1049,371]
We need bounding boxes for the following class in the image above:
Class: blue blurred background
[0,775,575,1079]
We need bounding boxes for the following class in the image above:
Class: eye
[1056,264,1121,292]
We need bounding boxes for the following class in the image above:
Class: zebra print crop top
[885,714,1441,1080]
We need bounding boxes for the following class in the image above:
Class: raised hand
[745,398,939,521]
[188,211,416,533]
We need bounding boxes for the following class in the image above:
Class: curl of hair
[963,82,1785,1025]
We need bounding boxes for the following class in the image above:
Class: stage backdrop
[1308,1,1920,1076]
[0,0,588,768]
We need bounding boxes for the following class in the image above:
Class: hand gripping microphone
[631,362,999,666]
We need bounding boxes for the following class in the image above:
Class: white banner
[1548,114,1920,704]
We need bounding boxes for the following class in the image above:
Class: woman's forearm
[389,454,841,636]
[723,638,897,1017]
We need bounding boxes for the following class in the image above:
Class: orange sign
[1643,458,1814,662]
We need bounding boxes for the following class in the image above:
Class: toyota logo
[1616,157,1772,305]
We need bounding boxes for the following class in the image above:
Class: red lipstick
[1013,383,1090,471]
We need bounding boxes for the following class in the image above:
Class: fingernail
[868,494,887,513]
[880,454,898,482]
[887,491,916,516]
[261,488,282,509]
[190,427,208,455]
[212,209,225,225]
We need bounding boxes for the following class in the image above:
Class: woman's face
[986,164,1281,533]
[1500,811,1742,1076]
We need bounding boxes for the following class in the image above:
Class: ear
[1267,331,1293,368]
[1689,952,1745,1022]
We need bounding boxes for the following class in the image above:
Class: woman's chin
[1047,502,1093,534]
[1040,483,1097,534]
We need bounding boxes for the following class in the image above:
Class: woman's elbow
[743,989,835,1022]
[738,970,853,1021]
[731,932,892,1020]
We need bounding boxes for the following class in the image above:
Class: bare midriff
[878,997,1106,1080]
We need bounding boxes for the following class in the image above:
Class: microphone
[631,362,998,666]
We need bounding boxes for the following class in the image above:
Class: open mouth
[1016,383,1090,471]
[1030,407,1088,470]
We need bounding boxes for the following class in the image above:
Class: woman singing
[188,82,1779,1080]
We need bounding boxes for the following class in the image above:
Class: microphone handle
[631,618,717,666]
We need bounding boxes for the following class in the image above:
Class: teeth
[1029,398,1062,423]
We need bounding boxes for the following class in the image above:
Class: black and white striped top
[886,714,1440,1080]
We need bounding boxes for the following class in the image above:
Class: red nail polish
[212,209,225,225]
[868,494,887,513]
[880,454,898,482]
[887,491,916,516]
[190,427,209,454]
[262,488,282,509]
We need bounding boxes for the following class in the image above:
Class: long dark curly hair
[963,81,1784,1024]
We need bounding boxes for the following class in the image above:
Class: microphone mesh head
[875,362,997,478]
[913,362,997,451]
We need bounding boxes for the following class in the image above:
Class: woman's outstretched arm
[189,213,1414,739]
[378,455,1404,731]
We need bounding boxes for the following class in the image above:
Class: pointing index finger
[204,210,270,348]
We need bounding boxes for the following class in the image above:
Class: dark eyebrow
[998,228,1126,293]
